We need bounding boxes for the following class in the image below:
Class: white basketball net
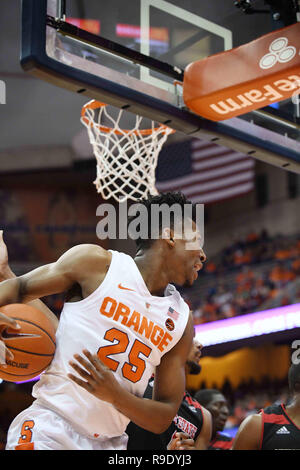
[81,100,175,202]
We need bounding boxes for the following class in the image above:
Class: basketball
[0,304,56,382]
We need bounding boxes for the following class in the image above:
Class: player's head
[186,337,203,375]
[129,191,206,286]
[288,362,300,395]
[194,389,229,435]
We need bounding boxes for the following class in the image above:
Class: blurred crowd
[224,378,289,432]
[188,230,300,324]
[194,376,290,434]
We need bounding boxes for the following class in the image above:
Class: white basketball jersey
[32,250,190,439]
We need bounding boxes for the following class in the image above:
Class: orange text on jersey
[99,297,173,352]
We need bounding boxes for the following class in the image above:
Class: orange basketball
[0,304,56,382]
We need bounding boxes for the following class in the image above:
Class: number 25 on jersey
[97,328,152,383]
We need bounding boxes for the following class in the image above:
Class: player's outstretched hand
[167,432,196,451]
[68,349,121,404]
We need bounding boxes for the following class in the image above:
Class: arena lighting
[116,24,169,42]
[66,18,101,35]
[195,303,300,347]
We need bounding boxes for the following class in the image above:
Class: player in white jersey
[0,192,206,450]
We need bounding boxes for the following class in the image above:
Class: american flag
[156,138,255,204]
[167,306,180,321]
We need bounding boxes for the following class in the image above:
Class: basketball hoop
[81,100,175,202]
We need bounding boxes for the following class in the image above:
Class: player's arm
[0,231,59,331]
[194,407,212,450]
[231,413,262,450]
[68,313,194,434]
[0,243,111,358]
[0,243,111,305]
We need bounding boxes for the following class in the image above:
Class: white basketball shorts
[5,401,128,450]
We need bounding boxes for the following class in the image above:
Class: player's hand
[167,432,196,451]
[68,349,121,404]
[0,231,19,365]
[0,312,21,364]
[0,231,14,282]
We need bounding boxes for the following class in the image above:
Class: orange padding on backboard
[183,23,300,121]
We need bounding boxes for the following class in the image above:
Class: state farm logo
[260,37,297,70]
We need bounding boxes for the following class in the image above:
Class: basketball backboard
[21,0,300,171]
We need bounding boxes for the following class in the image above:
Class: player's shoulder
[231,413,262,450]
[58,244,112,270]
[239,413,262,431]
[65,243,110,258]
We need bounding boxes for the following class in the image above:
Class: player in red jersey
[232,362,300,450]
[194,389,233,450]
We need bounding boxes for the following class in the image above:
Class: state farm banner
[184,23,300,121]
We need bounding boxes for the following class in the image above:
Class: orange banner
[184,23,300,121]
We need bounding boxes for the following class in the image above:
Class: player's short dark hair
[288,363,300,393]
[128,191,197,251]
[194,389,221,407]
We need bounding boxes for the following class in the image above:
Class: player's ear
[162,227,175,246]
